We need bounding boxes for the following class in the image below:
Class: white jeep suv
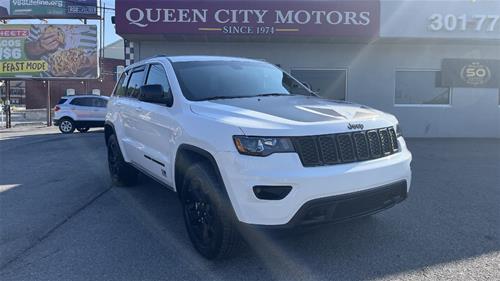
[105,56,412,259]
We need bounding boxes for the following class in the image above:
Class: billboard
[115,0,380,40]
[0,24,98,79]
[0,0,98,19]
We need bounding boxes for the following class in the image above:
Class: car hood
[190,95,397,136]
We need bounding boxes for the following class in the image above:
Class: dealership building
[115,0,500,138]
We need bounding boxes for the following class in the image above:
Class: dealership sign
[0,0,98,19]
[441,59,500,88]
[115,0,379,39]
[381,1,500,40]
[0,24,98,79]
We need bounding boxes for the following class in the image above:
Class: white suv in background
[105,56,412,259]
[54,95,109,134]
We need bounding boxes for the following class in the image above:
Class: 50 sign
[460,62,492,87]
[429,14,500,32]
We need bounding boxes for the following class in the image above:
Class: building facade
[115,0,500,138]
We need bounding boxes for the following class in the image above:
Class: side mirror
[139,84,173,107]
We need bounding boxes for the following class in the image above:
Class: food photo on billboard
[0,24,98,79]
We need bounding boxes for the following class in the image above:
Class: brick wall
[25,58,124,109]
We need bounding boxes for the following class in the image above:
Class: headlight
[396,124,403,137]
[233,136,295,156]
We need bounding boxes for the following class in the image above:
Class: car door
[134,63,176,186]
[120,67,147,165]
[69,97,92,120]
[88,97,108,121]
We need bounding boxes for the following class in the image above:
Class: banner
[115,0,380,40]
[0,24,98,79]
[441,59,500,89]
[0,0,98,19]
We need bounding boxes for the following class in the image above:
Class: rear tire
[59,118,75,134]
[181,163,241,260]
[107,134,138,187]
[77,127,90,133]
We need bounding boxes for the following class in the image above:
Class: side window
[126,69,146,99]
[145,64,172,100]
[92,98,108,108]
[70,98,84,106]
[99,98,108,108]
[114,72,129,97]
[71,98,94,107]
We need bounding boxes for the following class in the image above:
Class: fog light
[253,186,292,200]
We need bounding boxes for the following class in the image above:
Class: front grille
[293,127,400,167]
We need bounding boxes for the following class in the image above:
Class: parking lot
[0,127,499,281]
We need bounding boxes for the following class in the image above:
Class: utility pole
[5,80,11,129]
[46,81,51,127]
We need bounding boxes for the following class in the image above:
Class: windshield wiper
[254,93,291,97]
[203,96,249,101]
[203,93,291,101]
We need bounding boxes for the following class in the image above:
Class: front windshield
[172,60,312,101]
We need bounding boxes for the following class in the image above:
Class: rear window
[57,98,68,105]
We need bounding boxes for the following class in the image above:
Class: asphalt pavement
[0,127,499,281]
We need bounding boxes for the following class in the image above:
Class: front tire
[107,134,138,187]
[181,163,241,260]
[59,118,75,134]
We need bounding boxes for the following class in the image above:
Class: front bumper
[215,137,412,226]
[53,119,60,126]
[259,180,407,228]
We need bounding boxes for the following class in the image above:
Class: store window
[395,71,450,105]
[291,69,347,101]
[0,81,26,107]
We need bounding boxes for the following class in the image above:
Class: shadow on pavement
[1,133,499,280]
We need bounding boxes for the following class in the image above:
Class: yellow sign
[0,60,48,74]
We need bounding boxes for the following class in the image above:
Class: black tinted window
[172,61,311,101]
[93,98,108,108]
[145,64,172,103]
[114,73,129,97]
[127,69,145,99]
[70,98,93,106]
[57,98,68,104]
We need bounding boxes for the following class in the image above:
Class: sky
[3,0,121,46]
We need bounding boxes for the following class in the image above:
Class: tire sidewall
[59,119,75,134]
[181,164,235,259]
[107,134,138,187]
[107,135,123,183]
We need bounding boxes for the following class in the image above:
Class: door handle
[134,107,142,112]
